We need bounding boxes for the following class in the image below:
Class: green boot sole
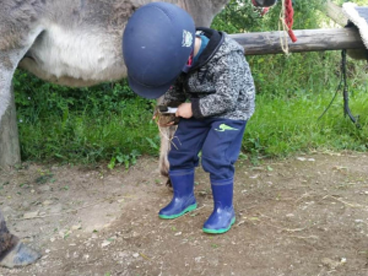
[159,203,197,220]
[202,216,236,234]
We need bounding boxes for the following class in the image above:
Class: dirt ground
[0,151,368,276]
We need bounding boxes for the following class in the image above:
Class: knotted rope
[279,0,297,54]
[284,0,297,42]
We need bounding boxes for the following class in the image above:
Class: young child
[123,2,255,234]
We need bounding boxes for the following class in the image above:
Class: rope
[318,50,360,128]
[284,0,297,42]
[279,0,290,54]
[340,50,360,127]
[278,0,297,54]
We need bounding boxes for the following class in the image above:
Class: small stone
[101,240,111,248]
[23,211,39,219]
[39,186,50,192]
[42,200,53,206]
[321,258,341,269]
[22,201,31,209]
[71,224,82,231]
[133,253,140,258]
[195,256,203,263]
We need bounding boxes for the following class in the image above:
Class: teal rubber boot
[159,168,197,219]
[203,179,235,234]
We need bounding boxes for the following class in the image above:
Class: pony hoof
[165,179,173,192]
[0,242,41,268]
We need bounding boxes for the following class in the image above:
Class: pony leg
[159,124,177,188]
[0,4,44,167]
[0,6,45,266]
[0,210,41,268]
[156,97,179,188]
[0,50,33,169]
[0,83,20,169]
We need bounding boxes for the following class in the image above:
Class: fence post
[0,85,21,170]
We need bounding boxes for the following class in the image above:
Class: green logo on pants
[215,124,239,132]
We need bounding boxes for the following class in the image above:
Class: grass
[17,97,160,165]
[13,52,368,167]
[241,50,368,160]
[245,87,368,159]
[14,73,160,165]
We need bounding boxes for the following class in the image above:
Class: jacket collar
[188,27,225,72]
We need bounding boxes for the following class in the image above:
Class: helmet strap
[182,50,194,73]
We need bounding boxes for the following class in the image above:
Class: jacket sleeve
[159,76,187,107]
[191,52,251,118]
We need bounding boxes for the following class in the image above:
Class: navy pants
[168,117,247,180]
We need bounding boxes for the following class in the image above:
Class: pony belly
[20,24,127,86]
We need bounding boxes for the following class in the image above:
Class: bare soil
[1,151,368,276]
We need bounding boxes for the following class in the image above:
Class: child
[123,2,255,234]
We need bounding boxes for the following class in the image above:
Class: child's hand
[152,110,179,127]
[176,103,193,119]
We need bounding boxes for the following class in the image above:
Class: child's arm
[191,53,255,119]
[159,76,186,107]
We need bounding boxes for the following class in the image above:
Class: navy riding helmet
[122,2,196,99]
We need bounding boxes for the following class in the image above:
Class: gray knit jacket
[160,28,255,121]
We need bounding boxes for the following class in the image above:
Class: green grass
[244,83,368,158]
[16,73,368,166]
[17,97,160,165]
[13,38,368,166]
[14,72,160,165]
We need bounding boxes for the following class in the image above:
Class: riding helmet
[123,2,195,99]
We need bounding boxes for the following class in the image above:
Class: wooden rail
[230,27,365,55]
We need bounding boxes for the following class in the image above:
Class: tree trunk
[230,27,365,55]
[0,85,21,170]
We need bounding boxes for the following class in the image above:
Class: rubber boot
[203,179,235,234]
[159,168,197,219]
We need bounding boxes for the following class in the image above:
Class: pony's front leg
[0,6,45,266]
[0,209,41,268]
[0,82,20,169]
[158,123,178,188]
[155,98,180,189]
